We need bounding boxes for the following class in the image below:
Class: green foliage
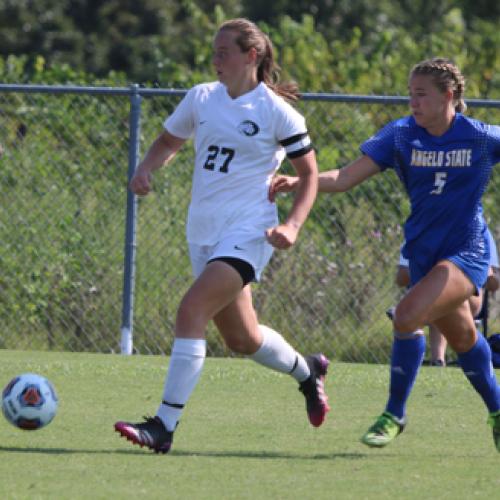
[266,15,337,92]
[0,81,131,352]
[0,1,498,97]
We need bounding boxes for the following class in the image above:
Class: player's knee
[175,296,208,333]
[447,327,477,353]
[224,335,256,355]
[392,305,421,334]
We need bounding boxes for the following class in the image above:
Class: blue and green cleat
[361,411,406,448]
[487,410,500,452]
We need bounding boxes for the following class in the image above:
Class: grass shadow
[0,446,146,455]
[171,449,367,460]
[0,445,367,460]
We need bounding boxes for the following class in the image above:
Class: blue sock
[457,333,500,413]
[385,334,426,419]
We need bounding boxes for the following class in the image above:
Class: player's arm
[486,266,500,293]
[317,155,380,192]
[269,154,380,199]
[266,149,318,250]
[129,131,186,196]
[396,265,411,288]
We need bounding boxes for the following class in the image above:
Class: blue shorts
[409,246,489,295]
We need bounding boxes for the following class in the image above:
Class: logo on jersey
[237,120,260,137]
[410,148,472,167]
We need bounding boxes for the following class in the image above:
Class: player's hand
[265,223,299,250]
[268,175,299,202]
[129,168,152,196]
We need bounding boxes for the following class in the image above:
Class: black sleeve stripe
[287,144,313,159]
[280,132,309,147]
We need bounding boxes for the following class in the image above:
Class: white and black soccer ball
[2,373,58,430]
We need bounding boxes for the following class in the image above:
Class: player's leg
[213,283,330,427]
[159,260,246,423]
[388,261,475,416]
[434,305,500,410]
[428,324,447,366]
[362,260,471,448]
[393,260,475,335]
[360,326,424,447]
[115,259,245,452]
[434,304,500,451]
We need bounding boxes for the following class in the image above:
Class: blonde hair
[218,18,299,102]
[410,58,467,112]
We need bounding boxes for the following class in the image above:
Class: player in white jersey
[270,58,500,451]
[115,18,329,454]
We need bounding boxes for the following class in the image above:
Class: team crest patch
[237,120,259,136]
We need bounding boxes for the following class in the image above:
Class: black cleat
[115,416,173,454]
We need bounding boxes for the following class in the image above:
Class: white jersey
[164,81,312,245]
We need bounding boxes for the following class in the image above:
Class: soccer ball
[2,373,58,430]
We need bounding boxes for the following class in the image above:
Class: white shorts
[188,234,274,282]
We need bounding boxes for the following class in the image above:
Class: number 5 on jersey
[203,145,235,173]
[430,172,447,195]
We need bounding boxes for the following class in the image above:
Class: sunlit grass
[1,349,499,499]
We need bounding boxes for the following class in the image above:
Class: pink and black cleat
[299,353,330,427]
[114,416,173,454]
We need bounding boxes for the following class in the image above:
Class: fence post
[120,84,142,354]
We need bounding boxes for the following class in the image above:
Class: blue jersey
[361,114,500,272]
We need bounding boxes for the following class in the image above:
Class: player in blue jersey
[270,58,500,451]
[114,18,329,454]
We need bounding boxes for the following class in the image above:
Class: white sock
[156,338,206,431]
[249,325,310,382]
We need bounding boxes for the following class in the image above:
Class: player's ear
[246,46,258,64]
[444,87,454,104]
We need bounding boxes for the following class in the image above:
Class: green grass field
[1,349,500,499]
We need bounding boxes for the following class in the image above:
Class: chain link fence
[1,84,499,363]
